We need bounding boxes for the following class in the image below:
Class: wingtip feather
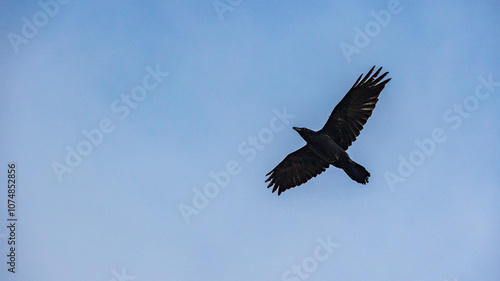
[359,66,375,84]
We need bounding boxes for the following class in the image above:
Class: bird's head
[293,127,314,142]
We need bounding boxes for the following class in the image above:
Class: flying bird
[265,66,391,195]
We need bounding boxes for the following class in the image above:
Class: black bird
[265,66,391,195]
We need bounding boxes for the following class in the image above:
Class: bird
[265,66,391,195]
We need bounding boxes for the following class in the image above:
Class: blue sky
[1,0,499,280]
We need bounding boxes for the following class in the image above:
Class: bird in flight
[265,66,391,195]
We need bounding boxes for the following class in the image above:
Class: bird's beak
[292,127,299,131]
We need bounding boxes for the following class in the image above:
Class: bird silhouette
[266,66,391,195]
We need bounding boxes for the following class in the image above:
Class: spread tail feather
[343,160,370,184]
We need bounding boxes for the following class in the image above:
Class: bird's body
[295,128,348,164]
[266,66,391,195]
[293,127,369,184]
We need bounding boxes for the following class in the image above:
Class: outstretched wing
[320,66,391,150]
[265,144,330,195]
